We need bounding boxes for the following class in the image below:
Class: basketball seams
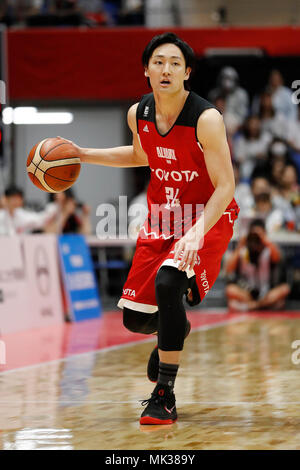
[33,157,80,173]
[33,140,76,176]
[44,173,75,191]
[45,165,80,183]
[32,138,48,177]
[34,167,56,192]
[27,138,81,192]
[41,141,76,161]
[28,172,49,192]
[29,158,80,183]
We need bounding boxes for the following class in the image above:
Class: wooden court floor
[1,311,300,450]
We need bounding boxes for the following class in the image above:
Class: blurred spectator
[268,140,291,191]
[118,0,144,25]
[253,191,284,233]
[238,185,285,235]
[238,175,270,209]
[78,0,106,25]
[266,69,297,121]
[248,170,296,231]
[251,175,271,197]
[0,0,16,26]
[280,164,300,205]
[295,205,300,232]
[233,115,272,181]
[26,0,92,26]
[232,161,253,214]
[273,164,300,231]
[0,185,57,235]
[258,90,289,140]
[213,95,226,115]
[101,0,121,25]
[208,66,249,135]
[251,139,292,191]
[45,189,92,235]
[225,219,290,311]
[287,103,300,152]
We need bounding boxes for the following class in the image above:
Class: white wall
[14,106,129,232]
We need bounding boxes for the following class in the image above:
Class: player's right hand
[173,230,201,272]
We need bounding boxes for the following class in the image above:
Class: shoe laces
[140,387,172,407]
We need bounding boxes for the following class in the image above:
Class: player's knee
[123,307,158,334]
[123,308,144,333]
[155,266,188,300]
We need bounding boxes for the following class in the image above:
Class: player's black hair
[142,32,196,90]
[5,185,24,198]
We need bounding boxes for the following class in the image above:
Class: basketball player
[66,32,239,425]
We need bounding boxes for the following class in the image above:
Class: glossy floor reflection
[1,311,300,449]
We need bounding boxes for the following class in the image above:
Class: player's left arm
[174,109,235,271]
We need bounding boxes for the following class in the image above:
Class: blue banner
[58,234,102,321]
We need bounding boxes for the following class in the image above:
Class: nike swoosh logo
[164,405,175,414]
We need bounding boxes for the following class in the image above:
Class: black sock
[157,362,179,392]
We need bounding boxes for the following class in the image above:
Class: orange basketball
[27,137,81,193]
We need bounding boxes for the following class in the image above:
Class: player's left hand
[173,229,202,271]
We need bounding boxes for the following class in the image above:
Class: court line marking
[0,314,248,376]
[0,401,299,406]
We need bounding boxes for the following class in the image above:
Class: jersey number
[165,187,180,209]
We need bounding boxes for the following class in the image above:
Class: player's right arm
[78,103,149,168]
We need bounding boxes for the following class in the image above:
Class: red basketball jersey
[118,92,239,312]
[136,91,239,240]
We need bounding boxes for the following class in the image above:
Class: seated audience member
[251,175,271,198]
[258,90,289,140]
[213,95,235,150]
[295,205,300,232]
[208,66,249,135]
[235,176,271,236]
[26,0,89,26]
[78,0,107,25]
[225,219,290,311]
[252,191,284,233]
[269,139,292,181]
[213,95,226,115]
[279,164,300,204]
[249,174,296,231]
[45,189,92,235]
[0,0,16,26]
[239,188,284,235]
[232,161,253,214]
[267,69,297,122]
[0,185,57,235]
[276,164,300,230]
[287,103,300,152]
[233,115,272,181]
[100,0,122,25]
[251,139,291,192]
[117,0,144,25]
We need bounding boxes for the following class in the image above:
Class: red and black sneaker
[147,320,191,383]
[140,384,177,425]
